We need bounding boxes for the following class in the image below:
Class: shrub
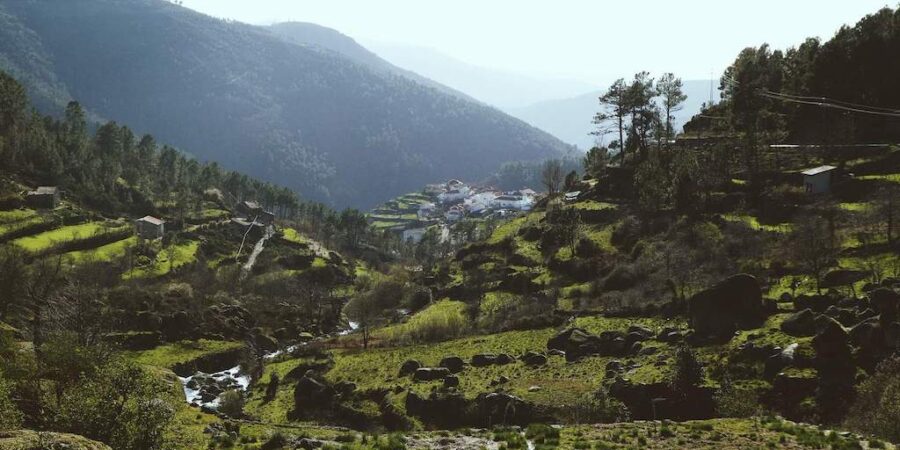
[218,389,245,419]
[845,356,900,442]
[260,432,288,450]
[0,373,22,431]
[384,300,469,344]
[670,346,703,395]
[53,359,174,449]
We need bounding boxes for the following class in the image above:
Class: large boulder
[413,367,451,382]
[547,327,593,354]
[294,375,336,410]
[547,327,628,361]
[475,392,534,425]
[780,309,818,337]
[688,274,764,340]
[471,354,497,367]
[870,288,900,321]
[439,356,465,373]
[812,316,851,358]
[821,269,868,289]
[399,359,422,377]
[521,351,547,367]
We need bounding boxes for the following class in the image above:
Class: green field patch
[722,214,793,233]
[376,299,469,344]
[281,227,309,245]
[64,235,137,263]
[857,173,900,183]
[571,200,618,211]
[838,202,872,212]
[12,221,127,252]
[124,239,200,279]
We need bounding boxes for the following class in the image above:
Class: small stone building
[25,186,60,209]
[802,165,837,194]
[135,215,165,239]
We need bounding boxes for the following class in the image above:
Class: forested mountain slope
[0,0,572,208]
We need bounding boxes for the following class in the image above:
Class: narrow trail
[240,224,274,280]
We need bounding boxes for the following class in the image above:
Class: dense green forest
[0,0,572,209]
[686,6,900,145]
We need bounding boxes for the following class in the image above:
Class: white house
[465,192,498,214]
[802,166,837,194]
[437,179,471,204]
[417,202,436,220]
[445,205,465,222]
[493,192,534,211]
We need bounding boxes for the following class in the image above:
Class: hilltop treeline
[686,6,900,144]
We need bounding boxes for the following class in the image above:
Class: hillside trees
[541,159,564,197]
[657,73,688,143]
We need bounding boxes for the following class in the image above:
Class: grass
[281,227,309,245]
[838,202,871,212]
[722,214,793,233]
[124,240,200,279]
[0,208,37,224]
[555,417,880,449]
[11,221,127,252]
[378,299,470,344]
[123,339,244,369]
[288,315,684,413]
[857,173,900,183]
[63,236,137,264]
[571,200,618,211]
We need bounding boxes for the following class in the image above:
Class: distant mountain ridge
[507,80,720,149]
[0,0,572,208]
[366,41,601,109]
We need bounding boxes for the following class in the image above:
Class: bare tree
[790,215,839,293]
[23,255,66,351]
[541,159,564,196]
[656,73,688,143]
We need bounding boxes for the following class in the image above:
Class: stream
[180,320,360,410]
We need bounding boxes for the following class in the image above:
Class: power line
[758,91,900,118]
[760,89,900,114]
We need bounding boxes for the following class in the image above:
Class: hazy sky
[179,0,893,84]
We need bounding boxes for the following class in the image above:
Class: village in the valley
[367,179,540,243]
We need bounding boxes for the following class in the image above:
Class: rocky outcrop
[687,274,764,341]
[171,346,244,377]
[608,378,715,420]
[547,327,632,361]
[780,309,818,336]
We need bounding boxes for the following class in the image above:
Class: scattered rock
[443,375,460,388]
[870,288,899,320]
[528,385,541,392]
[471,354,497,367]
[399,359,422,377]
[780,308,818,336]
[439,356,465,373]
[521,351,547,366]
[413,367,451,382]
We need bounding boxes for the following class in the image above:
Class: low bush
[845,356,900,442]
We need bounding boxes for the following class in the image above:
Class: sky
[178,0,894,85]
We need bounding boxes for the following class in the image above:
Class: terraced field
[124,239,200,279]
[11,221,130,253]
